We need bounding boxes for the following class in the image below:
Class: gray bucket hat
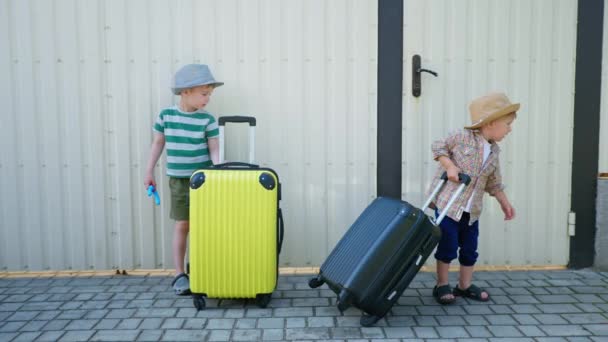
[171,64,224,95]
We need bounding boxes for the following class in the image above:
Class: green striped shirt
[153,106,219,178]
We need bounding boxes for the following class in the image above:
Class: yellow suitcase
[189,116,284,310]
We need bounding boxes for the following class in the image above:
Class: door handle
[412,54,438,97]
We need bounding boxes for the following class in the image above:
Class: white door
[402,0,577,266]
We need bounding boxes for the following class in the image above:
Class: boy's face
[486,113,516,142]
[182,85,214,111]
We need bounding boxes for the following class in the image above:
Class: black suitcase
[308,173,470,326]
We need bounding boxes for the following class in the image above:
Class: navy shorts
[434,210,479,266]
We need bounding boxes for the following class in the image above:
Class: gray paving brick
[534,314,569,325]
[106,308,136,319]
[134,308,177,318]
[415,316,438,326]
[485,314,519,325]
[243,308,272,318]
[231,329,262,341]
[138,318,163,329]
[58,330,96,341]
[435,315,467,326]
[539,325,591,337]
[383,327,415,338]
[562,313,608,324]
[274,307,313,317]
[161,329,208,341]
[116,318,142,329]
[330,327,362,339]
[262,328,284,341]
[463,326,492,338]
[512,314,540,325]
[285,327,331,339]
[221,308,244,318]
[182,318,206,329]
[413,326,439,338]
[286,317,306,328]
[41,319,69,331]
[293,297,331,307]
[12,331,41,341]
[256,317,283,328]
[0,303,23,311]
[518,325,546,337]
[136,330,162,341]
[6,310,39,321]
[207,330,231,341]
[65,319,99,330]
[336,316,364,327]
[308,317,335,327]
[175,308,198,318]
[530,288,551,295]
[390,305,418,315]
[106,300,129,309]
[161,318,184,329]
[510,304,542,314]
[487,325,524,337]
[462,305,494,315]
[19,320,47,332]
[434,326,469,338]
[538,304,583,314]
[0,332,18,341]
[583,323,608,335]
[93,318,120,329]
[463,315,490,326]
[206,318,235,329]
[35,331,65,341]
[91,329,140,341]
[83,309,108,319]
[385,315,416,326]
[537,295,579,303]
[234,318,256,329]
[361,327,385,338]
[56,310,87,320]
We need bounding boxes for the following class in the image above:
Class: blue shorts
[434,210,479,266]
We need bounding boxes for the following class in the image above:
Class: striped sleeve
[205,114,219,138]
[153,110,165,133]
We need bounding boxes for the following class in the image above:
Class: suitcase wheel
[360,314,380,327]
[308,276,324,289]
[255,293,272,308]
[192,294,206,310]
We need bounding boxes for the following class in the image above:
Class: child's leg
[433,209,459,302]
[456,216,488,300]
[173,220,189,275]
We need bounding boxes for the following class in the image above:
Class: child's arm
[437,156,462,183]
[144,132,166,188]
[494,190,515,220]
[208,137,219,165]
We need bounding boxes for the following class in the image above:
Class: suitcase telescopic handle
[213,162,259,168]
[421,171,471,225]
[218,116,256,164]
[218,116,257,126]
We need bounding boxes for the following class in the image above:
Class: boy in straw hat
[427,92,518,304]
[144,64,224,295]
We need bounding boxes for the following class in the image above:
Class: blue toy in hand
[147,185,161,205]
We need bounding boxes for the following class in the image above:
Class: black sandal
[432,284,455,305]
[453,284,490,302]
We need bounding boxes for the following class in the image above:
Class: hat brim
[172,81,224,95]
[464,103,520,129]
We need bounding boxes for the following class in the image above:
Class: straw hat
[465,93,520,129]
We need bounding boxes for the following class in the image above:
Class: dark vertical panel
[570,0,604,268]
[377,0,403,198]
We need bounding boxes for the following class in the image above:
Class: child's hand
[501,203,515,220]
[144,173,156,189]
[446,166,462,183]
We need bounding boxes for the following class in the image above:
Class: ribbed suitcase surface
[313,196,440,326]
[189,168,279,298]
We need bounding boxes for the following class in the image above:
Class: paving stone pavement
[1,269,607,341]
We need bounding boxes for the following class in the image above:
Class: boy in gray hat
[144,64,224,295]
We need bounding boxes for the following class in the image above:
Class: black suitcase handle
[213,162,259,169]
[440,171,471,185]
[219,116,256,126]
[278,208,285,254]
